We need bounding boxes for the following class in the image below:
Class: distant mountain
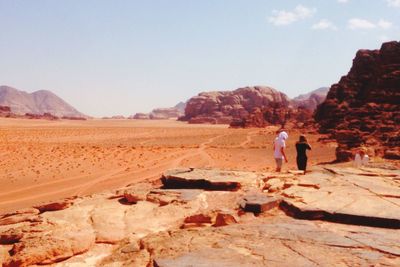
[0,85,86,117]
[292,87,329,111]
[131,101,186,120]
[293,87,329,101]
[174,101,187,114]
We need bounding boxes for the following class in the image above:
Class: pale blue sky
[0,0,399,117]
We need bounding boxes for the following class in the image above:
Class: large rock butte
[181,86,328,129]
[315,41,400,161]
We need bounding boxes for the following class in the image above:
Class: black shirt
[296,142,311,158]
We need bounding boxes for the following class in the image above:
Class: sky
[0,0,399,117]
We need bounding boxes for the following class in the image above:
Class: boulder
[161,168,261,191]
[239,194,281,214]
[0,208,40,226]
[34,200,72,213]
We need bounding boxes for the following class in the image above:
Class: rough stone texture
[239,194,281,214]
[34,200,72,213]
[315,41,400,161]
[181,86,290,125]
[181,86,327,129]
[1,165,399,266]
[281,165,400,228]
[0,208,39,226]
[147,216,400,267]
[161,168,262,191]
[119,182,154,204]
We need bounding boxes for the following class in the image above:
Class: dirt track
[0,118,336,212]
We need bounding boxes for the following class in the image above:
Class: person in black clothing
[295,135,311,174]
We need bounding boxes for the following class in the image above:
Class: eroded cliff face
[315,41,400,161]
[182,86,291,124]
[182,86,327,130]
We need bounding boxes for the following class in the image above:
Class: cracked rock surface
[0,165,399,266]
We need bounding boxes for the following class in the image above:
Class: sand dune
[0,118,336,213]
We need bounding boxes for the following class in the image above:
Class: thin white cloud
[312,19,338,30]
[348,18,394,30]
[387,0,400,7]
[337,0,349,3]
[378,19,392,29]
[268,5,316,26]
[348,18,376,30]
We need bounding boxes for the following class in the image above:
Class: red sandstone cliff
[182,86,326,129]
[181,86,290,124]
[315,41,400,161]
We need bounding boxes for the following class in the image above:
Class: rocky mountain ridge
[0,86,86,118]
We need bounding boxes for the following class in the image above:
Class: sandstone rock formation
[130,113,150,119]
[1,165,399,266]
[181,86,328,129]
[150,107,183,119]
[182,86,290,124]
[131,102,186,120]
[315,41,400,161]
[0,86,86,118]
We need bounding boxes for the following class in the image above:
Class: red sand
[0,118,336,213]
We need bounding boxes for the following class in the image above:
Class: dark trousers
[297,156,308,171]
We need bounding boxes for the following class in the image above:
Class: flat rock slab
[282,166,400,228]
[147,189,204,206]
[154,248,260,267]
[240,194,280,214]
[162,168,261,191]
[140,216,400,267]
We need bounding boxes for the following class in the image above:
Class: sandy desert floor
[0,118,336,213]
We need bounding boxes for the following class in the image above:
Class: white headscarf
[278,131,288,141]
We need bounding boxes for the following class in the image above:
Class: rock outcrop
[150,107,183,119]
[131,102,186,120]
[181,86,327,129]
[130,113,150,120]
[0,106,14,118]
[0,86,86,118]
[1,164,399,266]
[0,105,87,121]
[315,41,400,161]
[182,86,290,125]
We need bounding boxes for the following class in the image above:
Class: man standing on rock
[273,131,288,172]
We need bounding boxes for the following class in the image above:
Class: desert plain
[0,118,336,213]
[1,118,400,267]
